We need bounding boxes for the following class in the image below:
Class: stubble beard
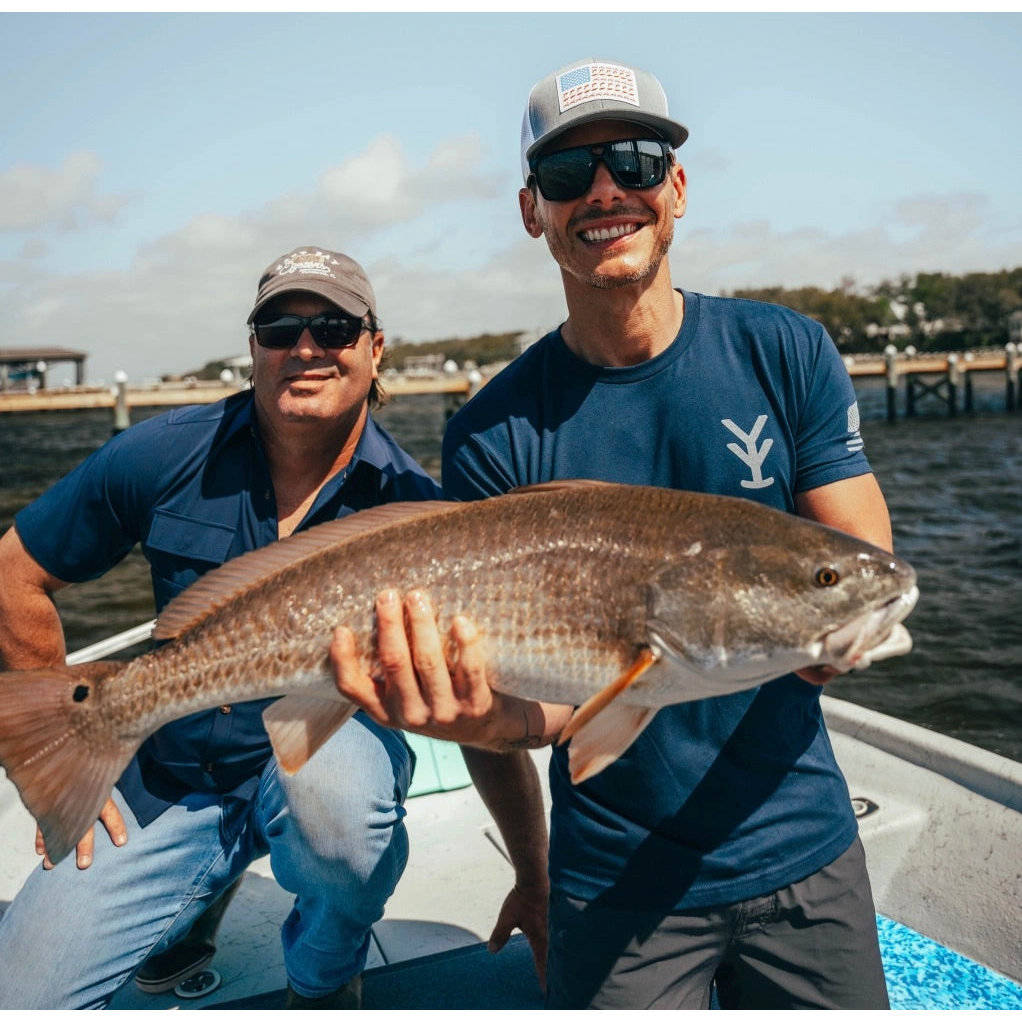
[545,216,675,291]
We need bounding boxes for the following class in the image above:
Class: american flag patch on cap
[556,62,640,114]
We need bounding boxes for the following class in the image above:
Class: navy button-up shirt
[17,391,440,824]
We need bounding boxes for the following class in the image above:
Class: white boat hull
[2,691,1020,1008]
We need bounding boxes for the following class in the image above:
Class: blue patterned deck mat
[878,915,1022,1009]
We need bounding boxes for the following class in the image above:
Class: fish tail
[0,662,137,865]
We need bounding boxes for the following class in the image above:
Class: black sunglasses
[529,138,671,202]
[252,312,370,350]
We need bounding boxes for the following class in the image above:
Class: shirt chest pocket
[145,509,238,609]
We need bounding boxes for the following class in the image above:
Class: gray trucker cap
[520,58,689,181]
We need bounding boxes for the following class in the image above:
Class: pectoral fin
[565,702,659,784]
[558,648,658,745]
[262,695,359,775]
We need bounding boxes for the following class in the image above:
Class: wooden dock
[844,345,1021,421]
[0,374,476,417]
[0,347,1018,423]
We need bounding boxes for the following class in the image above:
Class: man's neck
[559,270,684,368]
[255,403,368,537]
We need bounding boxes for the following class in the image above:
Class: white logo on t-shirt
[722,415,775,489]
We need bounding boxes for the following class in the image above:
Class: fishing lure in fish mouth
[818,586,918,672]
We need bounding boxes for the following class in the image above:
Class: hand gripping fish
[0,481,918,863]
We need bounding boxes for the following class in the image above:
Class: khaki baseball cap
[247,247,377,323]
[520,58,688,181]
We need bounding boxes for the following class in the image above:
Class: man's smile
[579,222,643,244]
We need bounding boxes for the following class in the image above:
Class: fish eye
[814,566,841,588]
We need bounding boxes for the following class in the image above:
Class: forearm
[0,527,68,669]
[461,746,549,889]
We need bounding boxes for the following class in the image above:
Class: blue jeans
[0,713,411,1009]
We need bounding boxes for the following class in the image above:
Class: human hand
[37,797,127,870]
[795,665,842,686]
[487,880,549,991]
[330,589,497,744]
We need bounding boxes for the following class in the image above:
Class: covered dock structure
[0,346,88,391]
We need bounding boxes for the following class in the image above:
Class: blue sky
[1,12,1020,383]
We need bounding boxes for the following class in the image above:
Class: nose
[293,326,325,359]
[586,158,625,204]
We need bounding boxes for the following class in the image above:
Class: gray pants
[546,836,889,1009]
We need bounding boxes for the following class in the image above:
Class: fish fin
[507,479,616,498]
[558,647,658,745]
[154,500,458,640]
[565,703,660,784]
[0,662,138,865]
[262,695,359,775]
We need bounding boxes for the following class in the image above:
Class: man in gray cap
[333,58,895,1009]
[0,246,441,1009]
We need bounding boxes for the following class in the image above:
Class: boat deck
[3,703,1022,1010]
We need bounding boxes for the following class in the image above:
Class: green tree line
[384,267,1022,366]
[384,331,523,371]
[728,267,1022,354]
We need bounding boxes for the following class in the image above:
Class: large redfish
[0,481,917,863]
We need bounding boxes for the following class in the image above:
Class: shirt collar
[227,391,390,474]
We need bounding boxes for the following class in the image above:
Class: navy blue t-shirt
[16,390,441,824]
[442,290,871,910]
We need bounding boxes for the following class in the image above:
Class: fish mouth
[817,585,920,671]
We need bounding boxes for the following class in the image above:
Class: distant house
[402,353,446,376]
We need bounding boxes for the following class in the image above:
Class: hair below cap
[520,58,688,181]
[247,247,377,324]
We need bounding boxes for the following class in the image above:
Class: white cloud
[0,134,508,382]
[0,151,131,233]
[315,133,500,232]
[673,191,1022,295]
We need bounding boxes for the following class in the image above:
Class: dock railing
[844,343,1020,421]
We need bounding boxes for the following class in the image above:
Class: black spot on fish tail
[0,662,136,865]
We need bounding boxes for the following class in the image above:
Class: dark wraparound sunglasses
[252,312,370,350]
[529,138,672,203]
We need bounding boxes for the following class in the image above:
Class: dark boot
[285,974,363,1009]
[135,875,244,994]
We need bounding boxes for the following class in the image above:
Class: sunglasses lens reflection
[534,140,668,202]
[254,314,364,349]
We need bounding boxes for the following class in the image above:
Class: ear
[369,330,385,377]
[670,161,687,220]
[519,186,544,239]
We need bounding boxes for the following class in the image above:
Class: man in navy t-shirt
[0,247,441,1009]
[332,61,894,1008]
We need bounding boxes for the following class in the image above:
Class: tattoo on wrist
[505,706,542,750]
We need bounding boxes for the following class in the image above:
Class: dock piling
[112,372,130,434]
[884,346,898,424]
[1007,343,1019,413]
